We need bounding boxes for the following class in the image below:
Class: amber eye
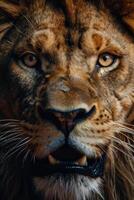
[20,53,39,68]
[98,53,116,67]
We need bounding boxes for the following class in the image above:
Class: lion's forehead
[26,3,127,65]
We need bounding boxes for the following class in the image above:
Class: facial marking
[32,29,56,51]
[92,33,103,51]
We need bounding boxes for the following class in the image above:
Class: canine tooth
[48,155,59,165]
[77,156,87,166]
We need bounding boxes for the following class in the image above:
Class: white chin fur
[34,175,103,200]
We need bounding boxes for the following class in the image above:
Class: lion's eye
[20,53,39,68]
[98,53,115,67]
[96,53,120,75]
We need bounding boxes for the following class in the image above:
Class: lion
[0,0,133,200]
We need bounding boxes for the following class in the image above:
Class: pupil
[103,55,108,61]
[29,55,35,62]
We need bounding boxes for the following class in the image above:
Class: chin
[33,175,102,200]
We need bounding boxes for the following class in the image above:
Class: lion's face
[0,0,134,200]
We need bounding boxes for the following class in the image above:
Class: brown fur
[0,0,134,200]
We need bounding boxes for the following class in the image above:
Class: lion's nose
[39,106,96,137]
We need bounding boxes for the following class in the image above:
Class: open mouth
[29,145,106,178]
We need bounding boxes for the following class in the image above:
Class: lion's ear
[0,0,22,40]
[121,1,134,32]
[0,1,22,18]
[107,0,134,31]
[105,0,134,32]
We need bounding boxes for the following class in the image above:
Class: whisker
[111,138,134,154]
[4,138,31,160]
[0,124,20,129]
[111,144,133,159]
[117,121,134,127]
[114,131,134,142]
[120,128,134,135]
[111,135,134,148]
[113,122,134,135]
[115,162,134,186]
[32,154,36,164]
[97,145,112,162]
[0,137,21,144]
[0,119,20,122]
[3,137,30,153]
[0,130,24,143]
[0,129,23,134]
[21,13,35,30]
[108,133,133,150]
[8,21,28,37]
[23,149,31,164]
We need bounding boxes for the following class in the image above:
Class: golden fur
[0,0,134,200]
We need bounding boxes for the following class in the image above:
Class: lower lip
[28,154,106,178]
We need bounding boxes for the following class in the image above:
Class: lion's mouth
[29,145,106,178]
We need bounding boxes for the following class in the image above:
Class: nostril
[38,106,96,136]
[75,106,96,123]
